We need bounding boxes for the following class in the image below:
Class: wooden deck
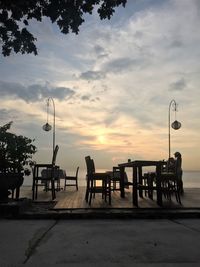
[20,186,200,210]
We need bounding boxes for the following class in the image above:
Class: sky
[0,0,200,172]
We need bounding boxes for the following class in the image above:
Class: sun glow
[97,135,106,144]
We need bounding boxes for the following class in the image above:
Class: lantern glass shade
[171,120,181,130]
[42,123,52,131]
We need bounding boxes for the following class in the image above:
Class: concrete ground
[0,219,200,266]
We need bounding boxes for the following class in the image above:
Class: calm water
[23,169,200,188]
[182,171,200,188]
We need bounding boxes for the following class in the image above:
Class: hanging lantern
[171,120,181,130]
[42,122,52,131]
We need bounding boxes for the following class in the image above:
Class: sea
[23,169,200,188]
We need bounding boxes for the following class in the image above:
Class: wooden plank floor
[20,186,200,209]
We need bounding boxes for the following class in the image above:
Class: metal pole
[47,97,56,155]
[168,99,176,159]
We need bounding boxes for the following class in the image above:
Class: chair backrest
[75,166,79,177]
[85,156,95,176]
[113,166,120,173]
[90,159,95,173]
[166,157,176,172]
[85,156,91,174]
[164,154,182,181]
[52,145,59,165]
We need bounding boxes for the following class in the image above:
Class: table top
[118,160,164,168]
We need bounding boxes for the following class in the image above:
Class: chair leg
[85,179,90,202]
[89,190,93,205]
[64,178,66,190]
[32,180,35,200]
[86,176,111,205]
[104,179,111,205]
[35,185,38,200]
[147,174,153,199]
[175,182,182,204]
[108,180,111,205]
[85,188,89,202]
[51,179,56,200]
[167,182,172,201]
[35,181,38,200]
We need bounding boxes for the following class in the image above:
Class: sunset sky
[0,0,200,172]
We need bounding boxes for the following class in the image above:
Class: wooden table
[41,168,66,191]
[118,160,163,207]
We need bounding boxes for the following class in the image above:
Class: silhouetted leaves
[0,121,37,173]
[0,0,127,56]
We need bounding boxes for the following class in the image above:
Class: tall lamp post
[168,99,181,159]
[42,97,56,156]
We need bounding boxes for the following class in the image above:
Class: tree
[0,0,127,56]
[0,121,37,173]
[0,121,37,200]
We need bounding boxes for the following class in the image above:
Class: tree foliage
[0,121,37,174]
[0,0,127,56]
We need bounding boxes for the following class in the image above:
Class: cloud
[93,45,108,59]
[103,57,144,73]
[0,109,18,121]
[169,39,183,48]
[0,81,75,102]
[80,94,100,102]
[169,78,187,91]
[1,0,200,170]
[81,94,91,101]
[79,70,105,80]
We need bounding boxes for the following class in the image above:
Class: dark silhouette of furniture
[41,168,66,191]
[160,156,182,204]
[118,160,163,207]
[142,156,182,205]
[142,171,157,199]
[111,167,121,191]
[85,156,111,205]
[64,167,79,190]
[111,167,132,192]
[32,145,59,200]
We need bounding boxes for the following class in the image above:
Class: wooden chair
[85,156,111,205]
[85,156,92,202]
[161,156,182,204]
[111,167,121,191]
[64,167,79,191]
[32,145,59,200]
[111,167,131,191]
[142,171,162,200]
